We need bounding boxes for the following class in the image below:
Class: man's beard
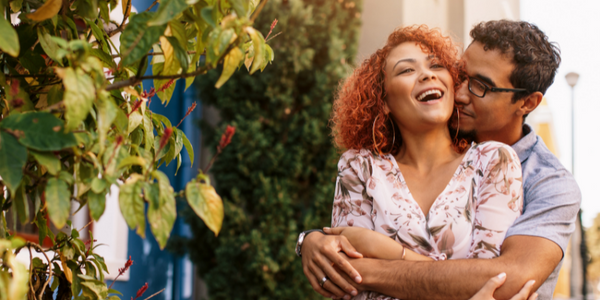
[458,128,478,143]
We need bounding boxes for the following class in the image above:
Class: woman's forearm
[337,228,432,261]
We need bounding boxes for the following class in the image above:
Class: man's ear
[517,92,543,117]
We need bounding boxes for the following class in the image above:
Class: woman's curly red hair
[331,25,469,155]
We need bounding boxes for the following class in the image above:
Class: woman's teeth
[416,89,443,101]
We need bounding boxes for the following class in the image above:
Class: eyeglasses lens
[469,79,487,97]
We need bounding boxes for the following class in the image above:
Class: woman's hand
[469,273,537,300]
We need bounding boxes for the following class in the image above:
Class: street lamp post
[565,72,586,299]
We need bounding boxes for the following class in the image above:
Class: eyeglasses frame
[467,76,528,98]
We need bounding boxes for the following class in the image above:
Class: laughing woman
[327,25,524,300]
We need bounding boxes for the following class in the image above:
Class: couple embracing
[296,20,581,300]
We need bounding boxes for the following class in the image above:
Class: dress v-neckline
[385,146,473,218]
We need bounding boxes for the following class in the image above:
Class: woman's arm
[324,226,433,261]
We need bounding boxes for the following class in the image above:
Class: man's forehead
[461,42,515,84]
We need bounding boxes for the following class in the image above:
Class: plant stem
[250,0,268,22]
[142,288,165,300]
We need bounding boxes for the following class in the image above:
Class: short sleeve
[468,143,523,258]
[331,150,376,230]
[505,164,581,256]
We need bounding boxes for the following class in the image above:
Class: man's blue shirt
[507,124,581,299]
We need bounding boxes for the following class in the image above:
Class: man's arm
[351,235,561,300]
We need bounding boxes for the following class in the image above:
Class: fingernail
[351,290,357,296]
[343,295,351,300]
[497,272,506,280]
[532,293,538,300]
[528,280,536,286]
[355,276,362,283]
[324,227,331,230]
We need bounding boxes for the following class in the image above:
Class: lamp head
[565,72,580,88]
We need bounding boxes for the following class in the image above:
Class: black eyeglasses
[467,76,528,98]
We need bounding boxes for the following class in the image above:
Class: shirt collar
[511,124,537,163]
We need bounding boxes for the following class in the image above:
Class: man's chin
[458,129,478,143]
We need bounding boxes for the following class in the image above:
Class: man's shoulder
[521,135,574,186]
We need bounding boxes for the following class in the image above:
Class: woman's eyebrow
[392,58,416,71]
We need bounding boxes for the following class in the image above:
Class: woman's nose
[419,69,436,82]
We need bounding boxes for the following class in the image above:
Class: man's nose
[455,80,471,105]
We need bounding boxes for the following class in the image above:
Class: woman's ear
[383,102,391,114]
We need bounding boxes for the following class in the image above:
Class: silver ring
[319,276,328,287]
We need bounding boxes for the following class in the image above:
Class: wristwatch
[295,229,324,257]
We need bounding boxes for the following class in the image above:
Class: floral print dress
[332,142,523,300]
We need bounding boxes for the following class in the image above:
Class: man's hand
[470,273,538,300]
[301,231,363,299]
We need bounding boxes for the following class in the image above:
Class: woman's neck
[395,126,461,173]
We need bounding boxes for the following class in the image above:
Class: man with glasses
[298,20,581,300]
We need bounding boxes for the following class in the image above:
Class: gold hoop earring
[372,115,381,154]
[454,107,460,142]
[389,115,396,150]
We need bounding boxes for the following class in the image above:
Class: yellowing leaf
[117,156,147,169]
[56,68,96,131]
[127,110,143,134]
[45,178,71,229]
[244,27,265,74]
[27,0,62,21]
[215,47,243,88]
[159,36,179,77]
[186,181,224,236]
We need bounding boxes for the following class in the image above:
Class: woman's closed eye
[430,63,445,69]
[398,68,414,75]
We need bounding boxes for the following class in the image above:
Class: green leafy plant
[178,0,362,298]
[0,0,275,298]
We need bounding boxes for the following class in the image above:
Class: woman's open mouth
[416,88,444,102]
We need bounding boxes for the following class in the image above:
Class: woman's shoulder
[338,149,395,172]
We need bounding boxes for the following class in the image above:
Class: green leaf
[152,170,173,207]
[90,48,116,69]
[215,47,243,88]
[200,6,216,28]
[45,178,71,229]
[147,182,176,249]
[87,191,106,221]
[13,184,28,225]
[185,180,224,236]
[85,19,108,52]
[118,175,145,237]
[1,112,77,151]
[30,151,61,175]
[117,156,147,169]
[148,0,187,26]
[0,17,19,57]
[152,62,177,105]
[120,12,167,66]
[229,0,248,17]
[152,113,172,128]
[142,112,154,150]
[128,110,144,134]
[34,212,49,245]
[0,131,27,193]
[56,67,96,131]
[47,85,63,106]
[181,130,193,167]
[96,91,118,154]
[58,170,74,185]
[76,0,99,20]
[91,177,106,193]
[10,0,23,12]
[79,275,108,299]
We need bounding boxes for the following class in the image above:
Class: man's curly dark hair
[470,20,561,102]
